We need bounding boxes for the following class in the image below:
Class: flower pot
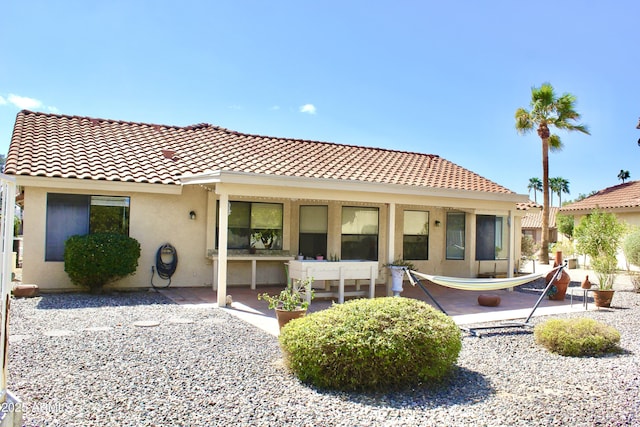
[389,266,405,296]
[592,289,615,308]
[275,308,307,330]
[545,268,571,300]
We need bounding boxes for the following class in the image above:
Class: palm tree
[515,83,589,264]
[527,177,543,203]
[618,170,630,183]
[549,177,570,207]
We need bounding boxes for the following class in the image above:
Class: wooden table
[287,260,379,303]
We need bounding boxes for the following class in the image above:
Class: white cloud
[7,94,43,109]
[0,96,6,105]
[299,104,317,115]
[269,105,280,111]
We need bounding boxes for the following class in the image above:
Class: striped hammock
[408,270,544,291]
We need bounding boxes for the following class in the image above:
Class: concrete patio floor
[158,263,622,336]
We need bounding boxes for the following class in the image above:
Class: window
[299,205,327,258]
[341,206,378,260]
[403,210,429,260]
[216,201,283,250]
[46,194,130,261]
[476,215,508,260]
[446,212,465,260]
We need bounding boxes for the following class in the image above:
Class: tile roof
[5,110,515,194]
[560,180,640,212]
[521,206,558,229]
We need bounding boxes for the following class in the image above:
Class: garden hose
[151,243,178,289]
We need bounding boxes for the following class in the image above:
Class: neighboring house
[5,110,529,305]
[519,202,559,245]
[560,180,640,268]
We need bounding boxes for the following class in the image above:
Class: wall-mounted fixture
[189,210,196,220]
[434,220,441,227]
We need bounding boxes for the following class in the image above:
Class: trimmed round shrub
[534,318,621,357]
[279,297,462,391]
[64,233,141,293]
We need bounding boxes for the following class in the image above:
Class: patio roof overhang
[179,170,529,206]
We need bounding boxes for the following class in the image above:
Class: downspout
[217,191,229,307]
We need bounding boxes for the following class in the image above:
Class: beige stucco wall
[19,177,526,290]
[22,184,213,290]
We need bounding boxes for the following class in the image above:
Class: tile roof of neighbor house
[5,110,514,193]
[521,206,559,229]
[560,180,640,212]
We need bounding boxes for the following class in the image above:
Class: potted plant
[258,277,314,330]
[574,209,626,308]
[384,258,416,296]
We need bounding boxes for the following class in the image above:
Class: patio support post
[508,210,515,278]
[386,202,396,296]
[217,191,229,307]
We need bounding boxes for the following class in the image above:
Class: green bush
[279,297,462,391]
[64,233,141,293]
[534,318,621,357]
[623,229,640,268]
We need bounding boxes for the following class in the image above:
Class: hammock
[407,270,543,291]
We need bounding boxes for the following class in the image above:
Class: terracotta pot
[592,289,615,308]
[275,308,306,330]
[581,275,591,289]
[545,268,571,300]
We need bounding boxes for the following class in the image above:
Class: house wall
[20,179,524,290]
[22,185,213,291]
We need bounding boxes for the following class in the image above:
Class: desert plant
[258,277,314,311]
[574,209,626,288]
[64,233,141,293]
[383,258,416,270]
[534,318,621,357]
[556,213,574,240]
[279,297,461,391]
[623,229,640,268]
[521,234,537,260]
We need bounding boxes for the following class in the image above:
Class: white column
[217,192,229,307]
[386,202,396,296]
[508,210,515,278]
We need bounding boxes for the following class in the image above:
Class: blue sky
[1,1,638,203]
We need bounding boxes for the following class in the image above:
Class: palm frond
[548,134,563,151]
[514,108,533,133]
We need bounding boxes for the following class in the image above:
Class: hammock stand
[404,262,567,336]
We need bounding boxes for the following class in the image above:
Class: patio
[158,263,602,336]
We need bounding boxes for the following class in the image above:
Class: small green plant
[64,233,141,293]
[258,277,314,311]
[383,258,416,270]
[279,297,461,391]
[591,255,617,290]
[623,229,640,268]
[534,318,621,357]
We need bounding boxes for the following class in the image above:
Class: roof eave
[179,170,528,203]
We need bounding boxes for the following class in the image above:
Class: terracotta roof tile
[5,110,515,193]
[560,181,640,212]
[521,206,558,229]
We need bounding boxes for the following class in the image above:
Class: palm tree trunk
[540,136,550,264]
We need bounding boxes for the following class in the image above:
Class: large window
[217,201,283,250]
[446,212,465,260]
[341,206,378,260]
[476,215,509,260]
[299,205,327,258]
[46,194,130,261]
[403,210,429,260]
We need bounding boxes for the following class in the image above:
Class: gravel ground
[8,289,640,427]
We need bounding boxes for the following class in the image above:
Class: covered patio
[158,263,596,336]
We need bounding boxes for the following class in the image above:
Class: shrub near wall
[279,297,462,391]
[64,233,141,293]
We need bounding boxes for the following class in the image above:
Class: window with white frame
[216,201,283,250]
[476,215,509,260]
